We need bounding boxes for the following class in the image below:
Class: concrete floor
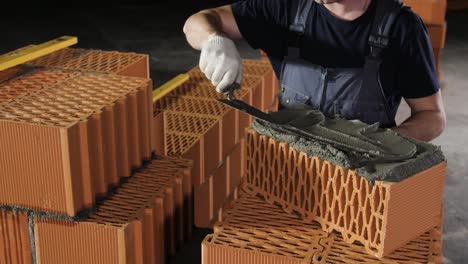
[1,3,467,263]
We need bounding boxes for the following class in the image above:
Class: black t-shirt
[231,0,439,99]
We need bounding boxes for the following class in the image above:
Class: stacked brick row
[1,156,192,264]
[152,59,279,228]
[202,190,442,264]
[403,0,447,79]
[0,48,195,263]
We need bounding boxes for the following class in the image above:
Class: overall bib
[278,0,405,128]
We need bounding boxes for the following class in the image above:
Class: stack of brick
[202,190,443,264]
[152,59,279,228]
[0,71,152,216]
[0,156,192,264]
[404,0,447,79]
[202,126,446,262]
[0,48,195,263]
[243,128,446,258]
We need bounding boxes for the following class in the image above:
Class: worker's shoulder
[390,5,427,46]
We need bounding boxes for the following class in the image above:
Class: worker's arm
[392,90,446,142]
[183,6,242,50]
[183,6,243,93]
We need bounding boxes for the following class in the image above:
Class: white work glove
[199,34,242,94]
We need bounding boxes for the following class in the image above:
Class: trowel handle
[224,82,241,101]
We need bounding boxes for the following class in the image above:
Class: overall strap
[287,0,314,59]
[367,0,406,128]
[368,0,406,58]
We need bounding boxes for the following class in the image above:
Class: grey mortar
[252,109,445,184]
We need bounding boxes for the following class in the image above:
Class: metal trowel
[216,82,278,123]
[217,83,417,163]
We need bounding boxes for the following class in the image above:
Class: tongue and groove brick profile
[0,72,153,216]
[0,156,192,264]
[0,211,32,264]
[202,191,442,264]
[243,128,446,258]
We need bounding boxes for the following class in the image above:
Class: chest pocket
[279,60,324,110]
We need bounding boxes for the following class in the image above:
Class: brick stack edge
[152,59,279,228]
[403,0,447,79]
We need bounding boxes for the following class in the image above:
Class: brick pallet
[203,190,442,264]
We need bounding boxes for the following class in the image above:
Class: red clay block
[203,120,222,176]
[160,156,194,240]
[0,211,31,264]
[427,23,446,80]
[403,0,447,25]
[242,60,277,111]
[244,129,446,258]
[221,108,237,158]
[165,132,204,186]
[428,23,447,49]
[152,111,166,155]
[227,141,245,195]
[212,161,229,217]
[203,190,442,264]
[137,83,153,160]
[164,111,220,135]
[231,86,254,143]
[0,69,75,106]
[26,48,150,79]
[34,156,190,263]
[0,73,152,216]
[194,178,213,228]
[114,98,131,177]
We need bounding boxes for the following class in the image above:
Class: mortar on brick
[252,109,445,183]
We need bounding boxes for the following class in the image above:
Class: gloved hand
[199,34,242,93]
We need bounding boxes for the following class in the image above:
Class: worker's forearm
[392,110,446,142]
[183,10,225,50]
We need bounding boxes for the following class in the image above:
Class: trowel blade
[217,99,278,124]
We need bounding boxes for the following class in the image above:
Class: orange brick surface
[0,211,31,264]
[32,156,191,264]
[26,48,150,79]
[202,190,442,264]
[194,142,244,228]
[0,72,152,216]
[151,59,278,227]
[0,69,73,106]
[404,0,447,24]
[427,23,447,79]
[244,128,446,258]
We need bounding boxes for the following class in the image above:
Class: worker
[183,0,446,142]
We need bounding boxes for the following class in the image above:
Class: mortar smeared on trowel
[217,84,417,165]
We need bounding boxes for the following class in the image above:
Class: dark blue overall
[278,0,405,128]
